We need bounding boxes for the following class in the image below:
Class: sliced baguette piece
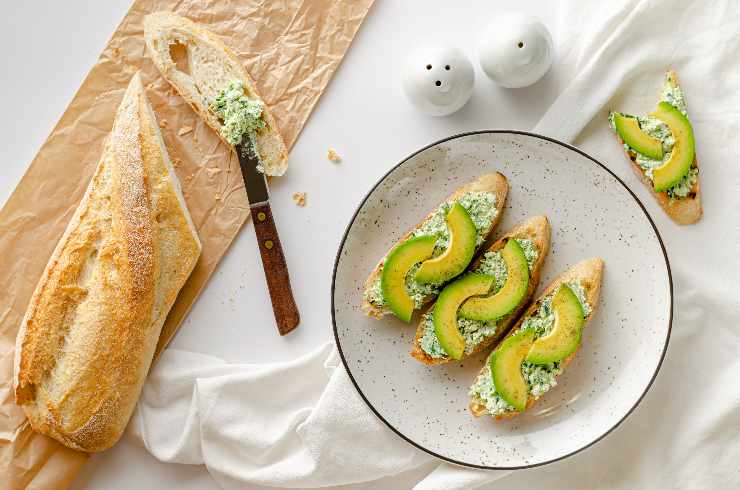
[362,172,509,319]
[613,70,702,225]
[13,73,202,452]
[469,258,604,420]
[143,11,289,176]
[411,215,550,365]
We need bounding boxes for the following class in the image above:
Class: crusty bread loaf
[411,215,551,365]
[469,258,604,420]
[361,172,509,319]
[13,73,202,453]
[614,70,702,225]
[143,11,289,176]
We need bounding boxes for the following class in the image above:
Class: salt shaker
[478,13,553,88]
[402,43,475,116]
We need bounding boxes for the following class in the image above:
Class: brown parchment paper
[0,0,374,488]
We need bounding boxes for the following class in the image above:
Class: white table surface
[2,1,567,488]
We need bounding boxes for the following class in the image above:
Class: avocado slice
[526,284,585,364]
[490,328,535,411]
[415,202,477,284]
[613,113,664,160]
[381,235,437,322]
[650,101,695,192]
[433,273,494,359]
[458,239,529,321]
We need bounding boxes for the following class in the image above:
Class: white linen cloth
[130,0,740,488]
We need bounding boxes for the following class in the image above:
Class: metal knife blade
[235,144,300,335]
[236,144,269,205]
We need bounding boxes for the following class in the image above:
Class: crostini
[609,71,701,224]
[411,215,550,364]
[469,258,604,420]
[362,173,508,322]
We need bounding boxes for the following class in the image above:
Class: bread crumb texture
[205,167,222,178]
[327,148,341,163]
[292,192,307,206]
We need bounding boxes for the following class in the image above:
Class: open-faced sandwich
[144,11,288,176]
[362,173,508,322]
[411,216,550,365]
[469,258,603,420]
[609,71,701,224]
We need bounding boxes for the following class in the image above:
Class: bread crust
[361,172,509,319]
[13,73,201,452]
[143,11,289,176]
[469,258,604,420]
[410,215,551,365]
[614,70,702,225]
[620,140,702,225]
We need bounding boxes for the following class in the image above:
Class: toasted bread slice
[362,172,509,319]
[144,11,288,176]
[411,215,551,365]
[469,258,604,420]
[612,71,702,224]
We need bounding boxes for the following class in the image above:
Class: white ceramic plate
[332,131,672,469]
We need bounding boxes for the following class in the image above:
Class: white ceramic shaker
[402,43,475,116]
[478,13,553,88]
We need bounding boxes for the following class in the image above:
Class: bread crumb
[179,126,194,136]
[292,192,307,207]
[111,47,121,58]
[327,148,342,163]
[214,193,222,201]
[172,158,182,168]
[206,167,223,178]
[159,119,168,129]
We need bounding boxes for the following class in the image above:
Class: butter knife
[236,145,300,335]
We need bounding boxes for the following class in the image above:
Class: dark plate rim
[330,130,673,471]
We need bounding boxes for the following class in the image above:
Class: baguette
[13,73,202,452]
[144,11,288,176]
[469,258,603,420]
[411,215,550,365]
[612,71,702,225]
[362,172,509,319]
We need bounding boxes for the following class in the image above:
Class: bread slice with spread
[411,216,550,365]
[362,173,508,322]
[609,71,701,224]
[144,11,288,176]
[469,258,603,420]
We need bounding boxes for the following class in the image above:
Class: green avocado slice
[651,101,695,192]
[526,284,585,364]
[458,239,529,321]
[490,328,535,412]
[381,235,437,322]
[433,273,494,359]
[613,113,664,160]
[414,202,477,284]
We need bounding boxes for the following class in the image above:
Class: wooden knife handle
[249,202,300,335]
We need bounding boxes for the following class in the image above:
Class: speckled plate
[331,131,672,469]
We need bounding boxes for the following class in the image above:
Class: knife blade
[236,144,300,335]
